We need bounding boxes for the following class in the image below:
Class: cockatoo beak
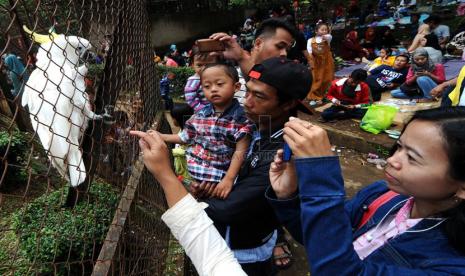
[81,49,97,64]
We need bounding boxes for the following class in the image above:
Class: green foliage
[0,130,30,186]
[87,63,105,78]
[11,182,119,275]
[156,65,195,98]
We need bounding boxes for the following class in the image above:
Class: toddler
[161,63,253,199]
[306,22,334,101]
[184,45,218,112]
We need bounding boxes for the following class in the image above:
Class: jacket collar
[336,78,362,92]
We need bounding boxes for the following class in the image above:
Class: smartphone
[196,39,225,52]
[283,143,292,162]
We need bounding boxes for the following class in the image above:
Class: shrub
[0,130,29,188]
[12,181,119,275]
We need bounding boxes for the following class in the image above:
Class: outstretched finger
[130,130,163,148]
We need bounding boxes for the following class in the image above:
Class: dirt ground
[277,145,385,276]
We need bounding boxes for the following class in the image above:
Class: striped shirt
[234,67,248,106]
[179,99,254,182]
[184,74,209,112]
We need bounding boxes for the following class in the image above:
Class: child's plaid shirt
[178,99,254,183]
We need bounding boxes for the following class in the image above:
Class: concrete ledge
[298,111,395,156]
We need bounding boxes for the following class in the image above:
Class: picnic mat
[335,59,465,79]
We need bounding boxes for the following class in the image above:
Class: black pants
[370,87,385,102]
[365,79,385,101]
[240,258,276,276]
[321,105,367,121]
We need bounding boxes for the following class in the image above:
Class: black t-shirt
[204,128,283,249]
[287,31,308,65]
[366,65,408,91]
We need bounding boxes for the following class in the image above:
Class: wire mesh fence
[0,0,170,275]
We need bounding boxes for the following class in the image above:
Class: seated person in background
[377,27,399,51]
[377,0,389,17]
[396,0,417,16]
[347,0,361,19]
[434,23,450,49]
[164,52,179,67]
[360,27,377,60]
[408,14,441,52]
[320,69,370,122]
[391,48,445,100]
[367,47,396,71]
[419,33,443,64]
[430,65,465,107]
[184,45,218,112]
[159,63,253,199]
[365,54,410,101]
[340,30,369,62]
[409,12,421,38]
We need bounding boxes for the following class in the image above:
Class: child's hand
[332,99,341,106]
[416,71,430,77]
[343,104,355,110]
[214,178,234,199]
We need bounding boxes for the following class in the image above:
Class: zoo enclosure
[1,0,171,275]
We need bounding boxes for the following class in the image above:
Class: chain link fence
[0,0,170,275]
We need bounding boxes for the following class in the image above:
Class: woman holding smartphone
[391,47,445,100]
[268,108,465,275]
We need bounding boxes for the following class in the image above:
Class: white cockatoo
[22,27,101,187]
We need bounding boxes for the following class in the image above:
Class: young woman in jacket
[268,107,465,275]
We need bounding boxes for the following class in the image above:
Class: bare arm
[129,130,187,207]
[224,136,250,181]
[209,32,254,75]
[130,130,246,275]
[214,135,251,199]
[160,133,184,144]
[430,77,458,98]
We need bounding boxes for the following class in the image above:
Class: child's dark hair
[190,45,217,64]
[170,103,194,129]
[396,53,410,63]
[391,107,465,254]
[316,22,329,31]
[424,14,441,25]
[350,69,367,82]
[380,47,392,56]
[255,18,297,40]
[201,62,239,82]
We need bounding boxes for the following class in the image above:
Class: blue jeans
[391,76,437,99]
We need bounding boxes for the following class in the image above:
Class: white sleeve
[324,34,332,44]
[161,194,246,276]
[307,38,313,54]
